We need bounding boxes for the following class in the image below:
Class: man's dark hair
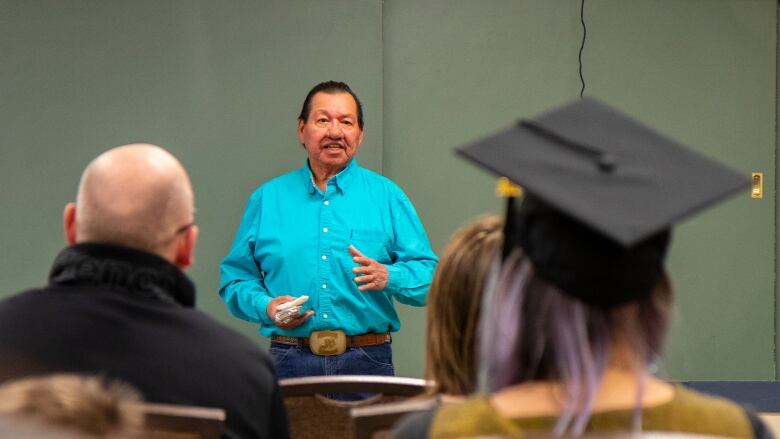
[298,81,364,129]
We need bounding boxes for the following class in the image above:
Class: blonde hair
[0,374,143,438]
[424,215,503,395]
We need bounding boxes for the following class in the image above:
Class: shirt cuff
[255,294,274,326]
[385,264,407,293]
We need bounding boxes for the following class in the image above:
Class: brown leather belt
[271,332,391,348]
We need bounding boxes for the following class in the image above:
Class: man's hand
[349,245,388,291]
[266,296,314,329]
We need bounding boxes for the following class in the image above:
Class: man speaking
[220,81,437,379]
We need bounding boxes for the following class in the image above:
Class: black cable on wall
[578,0,587,97]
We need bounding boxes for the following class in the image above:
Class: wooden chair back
[138,403,225,439]
[280,375,427,439]
[350,397,438,439]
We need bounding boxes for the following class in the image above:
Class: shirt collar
[48,243,196,307]
[300,158,359,194]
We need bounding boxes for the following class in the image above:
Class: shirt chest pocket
[349,229,391,264]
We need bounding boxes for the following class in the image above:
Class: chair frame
[279,375,428,398]
[138,403,225,439]
[350,398,438,439]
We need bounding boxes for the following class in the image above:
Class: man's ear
[174,225,199,270]
[297,119,306,146]
[63,203,77,244]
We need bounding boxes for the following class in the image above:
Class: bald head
[70,144,195,258]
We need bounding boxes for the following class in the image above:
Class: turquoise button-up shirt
[219,159,438,338]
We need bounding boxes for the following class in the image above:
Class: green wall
[1,0,776,380]
[384,0,776,379]
[0,0,384,349]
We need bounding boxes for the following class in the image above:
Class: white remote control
[277,295,309,310]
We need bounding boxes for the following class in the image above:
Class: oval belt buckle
[309,330,347,356]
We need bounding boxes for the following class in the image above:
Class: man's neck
[309,161,348,191]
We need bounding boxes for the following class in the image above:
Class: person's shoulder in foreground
[394,385,771,439]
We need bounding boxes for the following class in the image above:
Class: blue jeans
[270,342,394,400]
[270,342,395,378]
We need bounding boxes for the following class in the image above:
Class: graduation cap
[457,97,749,307]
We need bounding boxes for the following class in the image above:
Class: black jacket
[0,243,289,439]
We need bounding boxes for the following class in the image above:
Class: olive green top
[429,386,755,438]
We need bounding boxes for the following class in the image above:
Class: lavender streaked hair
[479,250,671,436]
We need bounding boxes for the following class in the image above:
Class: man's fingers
[267,295,296,322]
[289,310,314,326]
[348,245,365,258]
[354,274,374,284]
[352,256,372,266]
[296,310,315,322]
[280,310,314,329]
[348,248,387,292]
[352,265,374,275]
[358,282,380,291]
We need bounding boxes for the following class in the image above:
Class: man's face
[298,92,364,172]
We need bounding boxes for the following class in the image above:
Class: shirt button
[322,255,327,261]
[324,201,330,206]
[321,284,327,289]
[322,227,329,233]
[323,313,329,319]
